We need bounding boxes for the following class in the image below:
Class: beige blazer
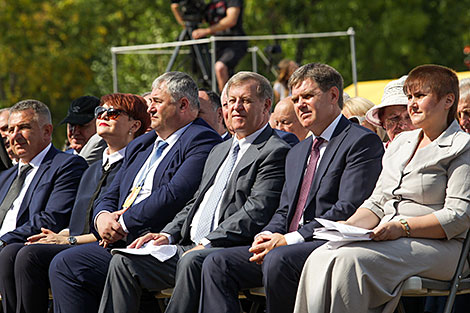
[362,120,470,239]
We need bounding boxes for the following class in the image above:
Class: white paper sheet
[111,241,178,262]
[314,218,373,249]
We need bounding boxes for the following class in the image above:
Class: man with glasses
[60,96,107,165]
[365,76,416,147]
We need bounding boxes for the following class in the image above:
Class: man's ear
[179,97,190,111]
[43,124,53,141]
[264,98,272,113]
[329,86,339,106]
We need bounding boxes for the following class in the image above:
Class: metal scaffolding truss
[110,27,358,95]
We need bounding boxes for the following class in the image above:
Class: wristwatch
[67,236,78,245]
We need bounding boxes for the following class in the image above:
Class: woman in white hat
[365,76,415,147]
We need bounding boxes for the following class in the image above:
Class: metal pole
[348,27,358,96]
[112,51,118,93]
[211,36,217,92]
[251,47,258,72]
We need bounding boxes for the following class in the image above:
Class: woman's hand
[370,221,405,241]
[26,228,69,245]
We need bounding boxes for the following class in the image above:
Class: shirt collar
[19,143,51,171]
[102,146,126,166]
[155,121,192,147]
[316,114,342,141]
[233,123,268,150]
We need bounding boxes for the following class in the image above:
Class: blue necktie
[135,140,169,187]
[193,142,240,244]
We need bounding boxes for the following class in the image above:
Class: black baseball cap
[60,96,101,125]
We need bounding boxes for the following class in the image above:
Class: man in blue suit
[200,63,385,313]
[48,72,222,313]
[0,99,87,312]
[0,100,87,245]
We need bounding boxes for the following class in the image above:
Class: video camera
[178,0,207,24]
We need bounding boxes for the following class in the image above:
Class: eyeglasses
[384,113,412,129]
[94,106,128,120]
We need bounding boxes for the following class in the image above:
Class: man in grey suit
[97,72,291,313]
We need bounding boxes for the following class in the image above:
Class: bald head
[273,97,309,140]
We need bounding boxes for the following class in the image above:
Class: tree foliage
[0,0,469,146]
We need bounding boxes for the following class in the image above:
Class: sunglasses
[94,106,128,120]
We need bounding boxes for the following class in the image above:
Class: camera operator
[170,0,247,92]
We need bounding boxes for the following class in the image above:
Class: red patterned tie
[288,137,324,232]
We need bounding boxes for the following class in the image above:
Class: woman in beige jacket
[293,64,470,313]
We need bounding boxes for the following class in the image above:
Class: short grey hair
[152,72,199,110]
[459,78,470,101]
[226,71,273,102]
[288,63,344,109]
[10,99,52,126]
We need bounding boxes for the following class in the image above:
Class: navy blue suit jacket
[0,145,88,243]
[263,116,384,241]
[274,129,299,147]
[68,159,123,236]
[93,118,222,242]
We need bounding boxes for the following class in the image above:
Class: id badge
[122,186,141,210]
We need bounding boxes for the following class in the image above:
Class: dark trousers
[0,243,70,313]
[98,245,222,313]
[200,241,325,313]
[49,242,113,313]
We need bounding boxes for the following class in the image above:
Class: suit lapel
[119,133,156,203]
[306,117,350,207]
[0,167,17,204]
[286,137,313,222]
[217,126,272,218]
[17,146,57,221]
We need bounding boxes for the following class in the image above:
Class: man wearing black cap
[61,96,107,165]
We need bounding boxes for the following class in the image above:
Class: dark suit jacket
[0,139,12,171]
[274,129,299,147]
[162,125,291,247]
[0,145,88,243]
[93,118,222,242]
[263,116,384,241]
[68,159,123,236]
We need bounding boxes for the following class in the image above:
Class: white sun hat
[365,75,408,127]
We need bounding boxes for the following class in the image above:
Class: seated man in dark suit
[48,72,222,313]
[0,93,151,313]
[97,71,291,313]
[0,99,88,312]
[200,63,385,313]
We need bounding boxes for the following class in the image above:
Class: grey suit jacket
[79,133,107,165]
[363,121,470,239]
[161,125,291,247]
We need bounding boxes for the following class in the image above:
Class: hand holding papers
[112,241,178,262]
[313,218,373,249]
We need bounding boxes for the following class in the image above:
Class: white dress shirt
[188,124,269,245]
[118,123,191,232]
[0,143,52,236]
